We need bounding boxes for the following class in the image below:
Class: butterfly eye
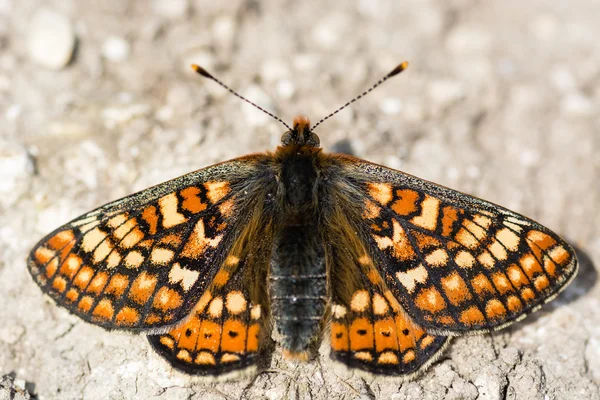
[281,130,294,146]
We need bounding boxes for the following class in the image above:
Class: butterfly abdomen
[270,224,326,357]
[268,146,326,357]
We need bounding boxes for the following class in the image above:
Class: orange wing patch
[330,282,448,376]
[148,282,265,376]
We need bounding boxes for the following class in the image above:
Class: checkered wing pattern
[148,243,271,377]
[328,244,449,377]
[27,156,269,332]
[342,159,577,335]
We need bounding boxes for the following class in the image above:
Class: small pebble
[151,0,188,19]
[380,97,403,115]
[561,92,593,116]
[102,36,130,62]
[28,8,75,69]
[276,79,295,99]
[549,65,576,92]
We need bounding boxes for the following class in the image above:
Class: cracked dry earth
[1,0,599,399]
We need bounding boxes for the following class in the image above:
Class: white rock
[151,0,188,19]
[28,9,75,69]
[519,149,540,167]
[561,92,593,116]
[550,65,577,92]
[380,97,403,115]
[276,79,295,99]
[102,36,130,62]
[5,104,21,120]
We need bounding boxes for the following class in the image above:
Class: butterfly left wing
[27,155,274,332]
[329,156,577,335]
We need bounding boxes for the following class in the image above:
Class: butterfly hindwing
[325,220,449,377]
[148,248,272,377]
[338,158,577,335]
[27,156,271,332]
[148,188,275,377]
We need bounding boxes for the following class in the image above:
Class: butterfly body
[28,107,577,378]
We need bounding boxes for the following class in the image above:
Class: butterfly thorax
[270,118,327,358]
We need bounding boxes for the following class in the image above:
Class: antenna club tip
[190,64,213,79]
[388,61,409,77]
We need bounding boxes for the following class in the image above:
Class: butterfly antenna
[191,64,292,131]
[310,61,409,132]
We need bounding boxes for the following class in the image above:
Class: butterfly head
[281,115,320,147]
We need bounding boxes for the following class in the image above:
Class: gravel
[1,1,599,399]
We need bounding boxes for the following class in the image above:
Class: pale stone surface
[27,8,75,69]
[1,1,599,399]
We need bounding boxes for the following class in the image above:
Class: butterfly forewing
[28,156,270,332]
[342,159,577,334]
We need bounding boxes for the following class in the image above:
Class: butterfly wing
[147,206,274,377]
[28,155,275,332]
[326,229,449,377]
[328,156,577,335]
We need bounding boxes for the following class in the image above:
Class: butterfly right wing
[27,155,274,332]
[326,222,449,378]
[148,238,272,378]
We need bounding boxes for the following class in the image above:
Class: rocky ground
[0,0,599,399]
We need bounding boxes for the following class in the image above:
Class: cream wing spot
[332,304,347,318]
[204,181,231,203]
[107,214,128,228]
[250,304,261,320]
[496,228,520,251]
[93,239,114,264]
[396,264,429,293]
[150,248,174,265]
[350,290,370,312]
[208,297,223,318]
[425,248,448,267]
[226,291,247,314]
[410,196,440,230]
[82,228,107,253]
[159,193,187,229]
[372,294,389,315]
[367,182,393,206]
[489,239,508,261]
[168,263,200,291]
[455,251,476,268]
[124,251,144,268]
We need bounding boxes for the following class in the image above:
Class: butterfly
[27,61,578,380]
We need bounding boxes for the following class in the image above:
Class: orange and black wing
[148,237,272,378]
[27,155,274,332]
[327,237,449,377]
[332,157,577,336]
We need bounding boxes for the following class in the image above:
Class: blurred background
[0,1,598,399]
